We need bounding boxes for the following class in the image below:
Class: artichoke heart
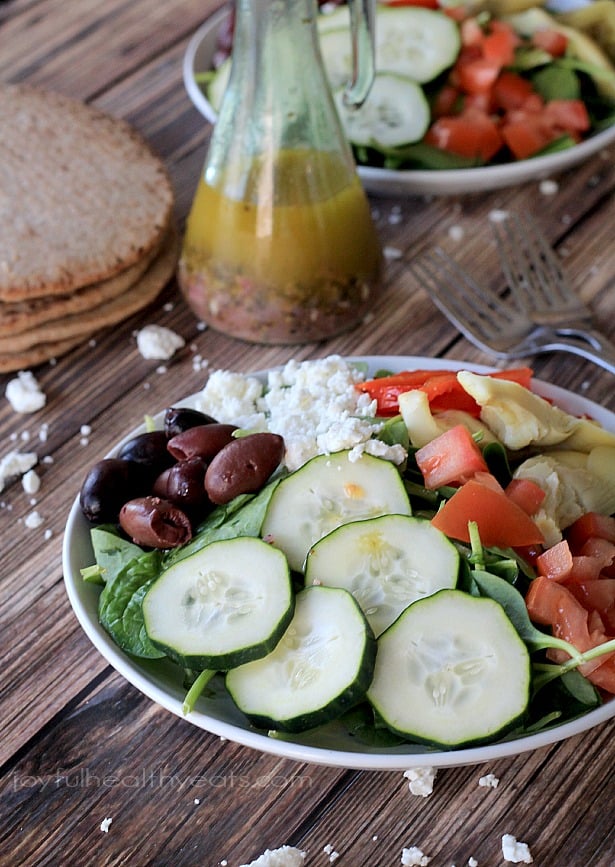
[457,371,615,453]
[513,448,615,546]
[456,371,576,450]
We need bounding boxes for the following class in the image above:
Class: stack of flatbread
[0,84,179,373]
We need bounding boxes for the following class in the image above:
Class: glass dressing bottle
[178,0,382,344]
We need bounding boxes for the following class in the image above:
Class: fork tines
[410,249,515,354]
[491,213,588,318]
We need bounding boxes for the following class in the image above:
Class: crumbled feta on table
[239,845,306,867]
[404,766,437,797]
[24,510,44,529]
[501,834,533,864]
[136,324,185,360]
[0,450,38,493]
[401,845,431,866]
[195,355,405,472]
[478,773,499,789]
[5,371,46,413]
[100,817,113,833]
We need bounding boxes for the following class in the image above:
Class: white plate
[63,356,615,769]
[183,9,615,196]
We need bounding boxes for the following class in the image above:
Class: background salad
[202,0,615,169]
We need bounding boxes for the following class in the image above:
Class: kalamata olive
[79,458,148,523]
[152,467,172,498]
[167,423,237,461]
[116,431,175,479]
[164,407,218,439]
[205,433,285,505]
[165,458,210,508]
[119,497,192,548]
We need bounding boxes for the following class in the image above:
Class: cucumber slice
[334,72,430,147]
[261,450,411,572]
[305,514,459,637]
[142,537,293,669]
[367,589,531,748]
[319,7,460,87]
[226,585,376,732]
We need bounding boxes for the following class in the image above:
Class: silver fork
[411,217,615,375]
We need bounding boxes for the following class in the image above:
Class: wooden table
[1,1,614,864]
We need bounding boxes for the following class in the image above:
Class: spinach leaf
[98,550,165,659]
[532,64,581,101]
[84,525,145,585]
[378,414,409,450]
[164,477,281,566]
[471,569,582,661]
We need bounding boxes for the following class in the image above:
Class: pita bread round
[0,85,174,301]
[0,228,180,370]
[0,243,160,337]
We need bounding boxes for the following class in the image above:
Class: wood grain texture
[1,0,614,864]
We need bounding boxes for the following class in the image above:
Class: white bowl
[63,355,615,770]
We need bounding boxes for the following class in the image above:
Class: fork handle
[526,327,615,375]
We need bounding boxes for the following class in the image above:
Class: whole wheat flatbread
[0,242,160,337]
[0,335,87,374]
[0,228,180,369]
[0,84,174,301]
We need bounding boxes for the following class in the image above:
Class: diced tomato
[567,537,615,583]
[566,512,615,552]
[505,478,546,516]
[456,58,501,94]
[526,576,594,651]
[544,99,590,134]
[415,424,489,489]
[433,83,461,118]
[431,478,544,547]
[460,17,484,48]
[501,117,553,160]
[492,71,536,111]
[482,26,519,66]
[569,579,615,621]
[536,539,573,583]
[531,28,568,57]
[585,656,615,694]
[580,536,615,570]
[526,572,615,693]
[425,112,503,161]
[472,471,504,492]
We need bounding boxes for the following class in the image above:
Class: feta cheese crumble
[478,773,499,789]
[0,450,38,493]
[136,324,185,360]
[239,845,306,867]
[401,846,431,866]
[404,766,437,797]
[195,356,406,472]
[323,843,340,862]
[22,469,40,495]
[5,371,46,413]
[24,510,44,529]
[100,817,112,833]
[501,834,533,864]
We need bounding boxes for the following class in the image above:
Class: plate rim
[182,9,615,196]
[63,355,615,770]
